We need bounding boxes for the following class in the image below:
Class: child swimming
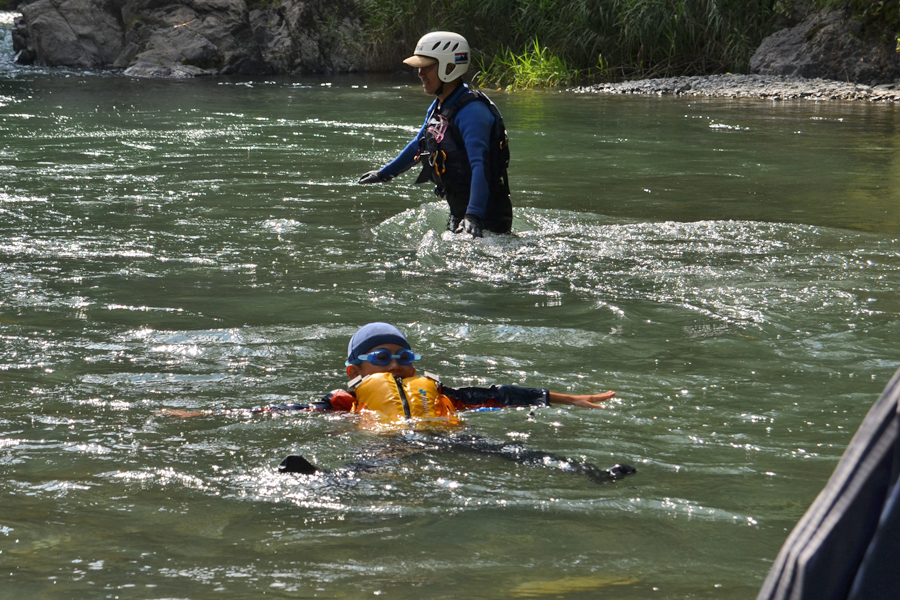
[162,322,634,481]
[282,322,633,480]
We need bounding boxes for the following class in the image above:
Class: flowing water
[2,13,900,600]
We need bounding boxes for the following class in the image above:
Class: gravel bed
[573,73,900,102]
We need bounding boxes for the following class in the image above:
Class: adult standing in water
[358,31,513,238]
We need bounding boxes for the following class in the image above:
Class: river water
[2,13,899,600]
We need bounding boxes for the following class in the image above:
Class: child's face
[346,343,417,380]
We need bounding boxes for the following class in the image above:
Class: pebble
[572,73,900,103]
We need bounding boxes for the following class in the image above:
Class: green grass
[474,38,580,89]
[361,0,781,85]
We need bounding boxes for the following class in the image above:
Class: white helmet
[402,31,470,82]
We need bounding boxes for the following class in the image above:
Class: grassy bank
[361,0,781,87]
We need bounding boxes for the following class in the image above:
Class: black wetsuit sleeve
[236,391,345,414]
[303,390,353,411]
[442,385,550,410]
[304,397,336,411]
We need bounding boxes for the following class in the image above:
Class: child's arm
[443,384,548,410]
[157,403,313,419]
[158,390,356,418]
[443,385,615,411]
[157,408,208,418]
[548,391,615,409]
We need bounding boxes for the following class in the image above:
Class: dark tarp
[757,366,900,600]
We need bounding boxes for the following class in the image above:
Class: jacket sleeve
[454,100,494,218]
[442,385,550,411]
[246,390,356,413]
[380,102,435,179]
[307,390,355,411]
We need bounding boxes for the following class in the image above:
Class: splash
[373,205,884,329]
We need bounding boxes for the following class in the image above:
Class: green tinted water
[2,15,900,599]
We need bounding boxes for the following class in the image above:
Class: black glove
[455,214,484,238]
[358,169,390,185]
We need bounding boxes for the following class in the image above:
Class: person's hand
[569,391,615,409]
[157,409,207,418]
[454,214,483,238]
[358,170,389,184]
[548,391,615,409]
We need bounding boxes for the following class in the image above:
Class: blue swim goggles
[346,348,421,367]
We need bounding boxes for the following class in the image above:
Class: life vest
[349,372,462,431]
[415,89,513,233]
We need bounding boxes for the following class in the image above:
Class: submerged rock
[12,0,365,77]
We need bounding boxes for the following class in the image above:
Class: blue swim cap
[347,322,411,363]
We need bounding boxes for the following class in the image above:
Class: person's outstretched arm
[548,391,615,409]
[158,390,356,418]
[359,102,435,184]
[444,385,615,411]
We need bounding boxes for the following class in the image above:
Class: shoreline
[572,74,900,103]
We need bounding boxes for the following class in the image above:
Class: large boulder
[12,0,366,77]
[15,0,125,69]
[248,0,363,74]
[751,9,900,85]
[120,0,265,77]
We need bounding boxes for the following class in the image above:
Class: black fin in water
[278,454,320,475]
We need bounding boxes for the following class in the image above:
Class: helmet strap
[435,81,444,97]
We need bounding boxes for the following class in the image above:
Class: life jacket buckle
[429,149,447,176]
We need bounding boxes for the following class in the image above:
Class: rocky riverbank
[573,74,900,103]
[7,0,900,90]
[10,0,365,77]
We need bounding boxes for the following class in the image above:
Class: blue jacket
[381,84,495,219]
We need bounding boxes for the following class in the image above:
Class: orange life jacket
[350,372,461,431]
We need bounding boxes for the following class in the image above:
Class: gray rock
[248,0,364,74]
[125,26,222,77]
[11,16,36,64]
[750,9,900,84]
[249,7,294,73]
[17,0,124,68]
[13,0,367,77]
[119,0,266,77]
[573,73,900,103]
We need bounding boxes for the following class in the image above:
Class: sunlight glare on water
[1,21,899,598]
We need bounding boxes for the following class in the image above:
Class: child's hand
[548,391,615,409]
[157,409,207,418]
